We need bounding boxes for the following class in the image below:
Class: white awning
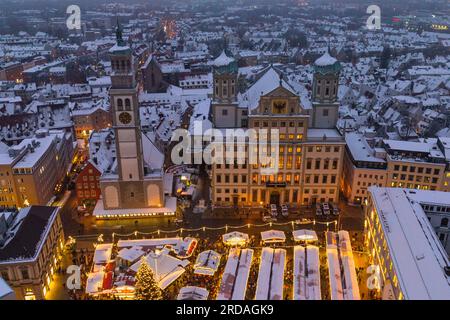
[177,286,209,300]
[261,230,286,243]
[292,229,318,242]
[222,231,249,246]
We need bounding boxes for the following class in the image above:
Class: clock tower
[95,21,167,215]
[109,22,144,182]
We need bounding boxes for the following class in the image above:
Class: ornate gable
[253,86,303,115]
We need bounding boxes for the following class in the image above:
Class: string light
[110,219,339,238]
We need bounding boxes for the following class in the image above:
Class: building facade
[0,130,75,209]
[75,160,101,208]
[364,187,450,300]
[0,206,65,300]
[210,51,345,209]
[342,133,450,205]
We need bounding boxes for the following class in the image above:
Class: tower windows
[117,98,123,111]
[125,98,131,111]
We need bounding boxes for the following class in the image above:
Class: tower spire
[115,17,125,46]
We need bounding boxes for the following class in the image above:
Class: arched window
[125,98,131,110]
[117,98,123,111]
[441,217,448,227]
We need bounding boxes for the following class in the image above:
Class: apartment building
[0,206,65,300]
[0,129,75,209]
[364,187,450,300]
[75,160,101,207]
[342,132,450,205]
[72,102,112,142]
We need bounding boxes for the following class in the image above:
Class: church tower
[96,21,166,214]
[311,51,341,129]
[211,51,240,128]
[109,22,144,182]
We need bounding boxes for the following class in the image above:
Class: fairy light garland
[111,219,338,240]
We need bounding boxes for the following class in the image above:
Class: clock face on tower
[118,112,132,125]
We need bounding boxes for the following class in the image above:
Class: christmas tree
[134,257,163,300]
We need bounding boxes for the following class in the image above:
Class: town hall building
[210,51,345,210]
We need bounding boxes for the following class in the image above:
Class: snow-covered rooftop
[368,187,450,300]
[315,51,337,67]
[212,51,235,67]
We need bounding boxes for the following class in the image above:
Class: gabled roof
[0,206,58,263]
[239,67,297,110]
[212,51,234,67]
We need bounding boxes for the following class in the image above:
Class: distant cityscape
[0,0,449,302]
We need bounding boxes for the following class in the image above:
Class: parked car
[281,204,289,217]
[270,204,278,217]
[263,213,277,222]
[322,203,330,215]
[316,207,322,216]
[332,204,340,216]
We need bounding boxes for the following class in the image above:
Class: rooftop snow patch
[315,52,337,66]
[212,51,235,67]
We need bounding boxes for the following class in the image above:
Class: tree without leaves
[134,258,163,300]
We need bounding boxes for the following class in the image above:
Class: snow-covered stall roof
[130,251,189,290]
[293,245,321,300]
[177,286,209,300]
[117,237,181,249]
[217,248,253,300]
[86,271,105,294]
[194,250,221,276]
[326,231,360,300]
[222,231,249,246]
[292,229,318,242]
[255,248,286,300]
[261,230,286,243]
[93,243,113,265]
[117,246,145,263]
